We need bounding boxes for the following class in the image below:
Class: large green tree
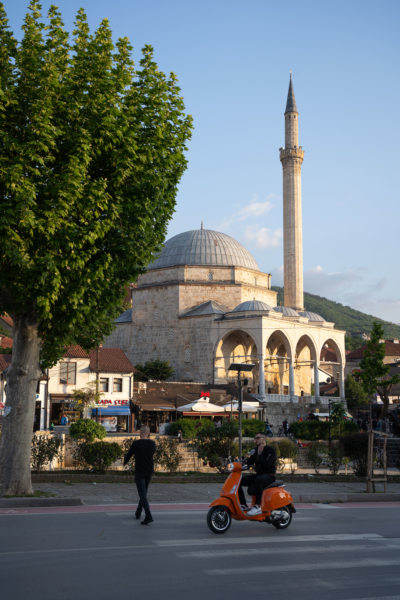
[0,2,192,495]
[359,321,400,415]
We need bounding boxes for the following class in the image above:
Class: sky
[5,0,400,325]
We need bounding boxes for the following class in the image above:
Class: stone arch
[295,334,318,396]
[319,338,344,391]
[214,329,258,384]
[265,330,292,395]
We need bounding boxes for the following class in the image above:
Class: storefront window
[100,377,109,392]
[113,378,123,392]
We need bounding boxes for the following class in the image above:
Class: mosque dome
[298,311,325,322]
[232,300,272,312]
[148,228,260,271]
[273,306,300,317]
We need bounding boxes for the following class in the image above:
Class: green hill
[272,286,400,341]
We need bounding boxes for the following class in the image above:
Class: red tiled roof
[0,336,12,349]
[0,314,13,328]
[347,341,400,360]
[64,345,90,358]
[89,348,134,373]
[0,354,12,372]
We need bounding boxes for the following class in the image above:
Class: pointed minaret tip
[285,72,298,114]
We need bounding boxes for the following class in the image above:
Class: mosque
[105,76,346,407]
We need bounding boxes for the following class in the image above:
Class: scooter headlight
[227,462,234,472]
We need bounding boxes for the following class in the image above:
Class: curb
[0,497,83,508]
[293,493,400,503]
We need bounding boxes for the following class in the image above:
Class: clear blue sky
[6,1,400,325]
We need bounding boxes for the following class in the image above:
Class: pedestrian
[60,414,68,426]
[177,429,182,443]
[123,425,156,525]
[282,419,289,435]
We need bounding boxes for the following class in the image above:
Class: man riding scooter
[238,432,277,515]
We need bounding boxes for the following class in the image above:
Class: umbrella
[223,400,259,413]
[176,398,225,413]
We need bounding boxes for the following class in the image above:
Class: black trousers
[238,473,276,505]
[135,474,152,518]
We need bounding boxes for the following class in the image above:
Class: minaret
[279,73,305,311]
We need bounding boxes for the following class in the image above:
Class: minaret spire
[279,74,305,311]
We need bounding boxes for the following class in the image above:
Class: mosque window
[208,271,214,281]
[184,347,191,363]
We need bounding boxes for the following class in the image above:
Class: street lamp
[228,363,255,459]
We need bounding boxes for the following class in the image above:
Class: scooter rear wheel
[207,505,232,534]
[271,505,292,529]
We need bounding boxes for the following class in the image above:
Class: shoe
[240,504,249,511]
[134,510,142,520]
[247,505,262,516]
[140,516,154,525]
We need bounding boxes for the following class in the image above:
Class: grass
[5,490,55,498]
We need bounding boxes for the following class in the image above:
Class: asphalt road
[1,503,400,600]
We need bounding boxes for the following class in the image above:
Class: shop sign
[96,399,129,406]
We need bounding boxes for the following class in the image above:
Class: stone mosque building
[105,76,346,406]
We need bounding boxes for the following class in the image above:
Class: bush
[69,419,106,443]
[31,434,63,471]
[242,419,265,437]
[326,443,343,475]
[80,441,122,472]
[340,433,368,476]
[290,420,329,441]
[306,442,327,474]
[154,437,182,472]
[168,418,198,439]
[275,438,298,459]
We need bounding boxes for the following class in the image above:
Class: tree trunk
[0,314,41,496]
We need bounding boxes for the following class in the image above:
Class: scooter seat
[264,480,284,489]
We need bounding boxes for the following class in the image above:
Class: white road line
[206,557,400,576]
[176,542,385,559]
[155,533,383,547]
[341,597,400,600]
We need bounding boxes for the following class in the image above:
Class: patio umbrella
[176,398,225,412]
[223,400,259,413]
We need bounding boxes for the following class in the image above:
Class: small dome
[148,228,259,271]
[233,300,272,312]
[273,306,300,317]
[299,311,325,322]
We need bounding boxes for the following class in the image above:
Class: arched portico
[214,329,258,385]
[295,334,318,397]
[319,338,345,400]
[265,330,293,396]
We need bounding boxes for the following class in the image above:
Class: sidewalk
[2,476,400,508]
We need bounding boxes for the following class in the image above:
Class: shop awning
[92,407,130,416]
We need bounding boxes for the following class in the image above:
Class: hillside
[271,286,400,340]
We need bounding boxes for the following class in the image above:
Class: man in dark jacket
[124,425,156,525]
[238,432,277,516]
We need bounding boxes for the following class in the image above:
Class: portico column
[258,351,266,400]
[314,361,320,400]
[340,366,345,402]
[289,358,295,399]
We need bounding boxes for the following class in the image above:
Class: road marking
[176,542,386,559]
[206,557,400,576]
[341,597,400,600]
[155,533,383,547]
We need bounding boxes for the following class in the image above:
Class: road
[1,503,400,600]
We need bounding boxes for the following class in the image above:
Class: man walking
[124,425,156,525]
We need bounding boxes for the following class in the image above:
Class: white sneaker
[247,505,262,516]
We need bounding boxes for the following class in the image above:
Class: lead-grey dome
[274,306,300,317]
[233,300,272,312]
[299,311,325,322]
[148,228,260,271]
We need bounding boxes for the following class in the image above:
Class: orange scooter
[207,461,296,534]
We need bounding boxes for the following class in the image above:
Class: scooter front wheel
[207,505,232,534]
[271,505,292,529]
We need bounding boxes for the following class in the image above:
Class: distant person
[124,425,156,525]
[60,414,68,426]
[177,429,182,443]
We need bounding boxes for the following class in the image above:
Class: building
[105,77,346,416]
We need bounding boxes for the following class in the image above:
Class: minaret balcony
[279,147,304,162]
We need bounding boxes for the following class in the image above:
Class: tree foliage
[69,418,106,443]
[0,2,192,496]
[134,360,174,382]
[345,374,369,411]
[359,322,400,413]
